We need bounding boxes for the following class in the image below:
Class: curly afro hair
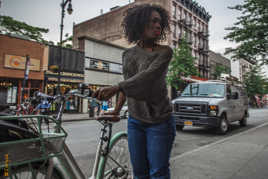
[121,4,170,44]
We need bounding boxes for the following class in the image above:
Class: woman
[93,4,175,179]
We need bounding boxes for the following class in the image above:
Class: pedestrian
[93,4,175,179]
[89,99,99,117]
[101,100,108,114]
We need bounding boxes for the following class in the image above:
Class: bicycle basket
[0,115,67,168]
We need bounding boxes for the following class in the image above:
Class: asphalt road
[63,108,268,178]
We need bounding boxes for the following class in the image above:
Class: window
[172,4,176,18]
[109,63,122,73]
[181,83,225,98]
[178,7,181,18]
[172,40,177,48]
[85,58,90,68]
[173,23,177,38]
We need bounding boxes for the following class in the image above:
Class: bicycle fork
[90,122,112,179]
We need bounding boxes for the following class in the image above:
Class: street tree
[212,64,231,79]
[0,15,72,48]
[0,15,49,44]
[243,65,268,106]
[166,37,198,93]
[224,0,268,64]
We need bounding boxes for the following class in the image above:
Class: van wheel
[176,125,184,131]
[239,114,247,127]
[217,115,228,135]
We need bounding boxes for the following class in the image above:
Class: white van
[172,80,249,134]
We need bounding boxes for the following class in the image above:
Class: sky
[1,0,245,54]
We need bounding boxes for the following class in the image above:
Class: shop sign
[47,77,84,83]
[4,54,40,71]
[46,71,84,78]
[90,59,109,71]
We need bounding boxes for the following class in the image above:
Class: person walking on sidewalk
[93,4,175,179]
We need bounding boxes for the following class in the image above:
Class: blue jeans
[127,116,176,179]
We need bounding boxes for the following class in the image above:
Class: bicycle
[0,86,132,179]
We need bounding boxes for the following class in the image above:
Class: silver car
[107,104,128,119]
[172,80,249,134]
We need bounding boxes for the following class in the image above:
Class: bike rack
[0,115,67,168]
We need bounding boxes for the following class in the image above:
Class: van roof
[191,80,244,88]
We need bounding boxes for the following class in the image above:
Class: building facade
[231,58,254,82]
[79,36,125,112]
[73,0,211,78]
[209,50,231,79]
[46,45,85,113]
[0,34,47,108]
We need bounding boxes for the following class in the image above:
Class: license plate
[184,121,193,126]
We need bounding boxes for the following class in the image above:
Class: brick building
[0,34,48,107]
[73,0,211,78]
[209,50,231,79]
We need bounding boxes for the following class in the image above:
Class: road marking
[170,121,268,161]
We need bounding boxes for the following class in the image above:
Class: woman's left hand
[92,85,120,101]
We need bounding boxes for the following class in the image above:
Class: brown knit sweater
[118,45,173,124]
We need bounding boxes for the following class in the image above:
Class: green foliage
[212,65,231,79]
[224,0,268,64]
[243,65,268,98]
[166,37,198,90]
[0,15,49,44]
[59,34,73,48]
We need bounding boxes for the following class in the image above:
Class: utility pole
[57,0,73,95]
[21,55,30,103]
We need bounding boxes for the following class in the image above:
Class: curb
[62,118,93,122]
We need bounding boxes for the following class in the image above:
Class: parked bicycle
[0,85,132,179]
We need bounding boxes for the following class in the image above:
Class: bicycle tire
[1,162,63,179]
[97,132,132,179]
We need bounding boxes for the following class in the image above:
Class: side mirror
[227,93,231,100]
[232,92,239,99]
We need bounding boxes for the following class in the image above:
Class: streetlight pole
[57,0,73,95]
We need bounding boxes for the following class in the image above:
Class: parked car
[107,104,128,119]
[172,80,249,134]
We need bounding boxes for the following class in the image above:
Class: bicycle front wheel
[2,162,63,179]
[98,132,133,179]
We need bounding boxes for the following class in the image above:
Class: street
[62,108,268,178]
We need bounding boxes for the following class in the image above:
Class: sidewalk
[170,123,268,179]
[62,113,92,122]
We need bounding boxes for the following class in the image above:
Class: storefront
[47,45,84,113]
[0,78,43,107]
[0,34,46,109]
[79,36,125,113]
[0,80,18,109]
[44,71,84,113]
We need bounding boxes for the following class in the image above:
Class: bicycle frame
[55,120,127,179]
[41,91,129,179]
[0,90,129,179]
